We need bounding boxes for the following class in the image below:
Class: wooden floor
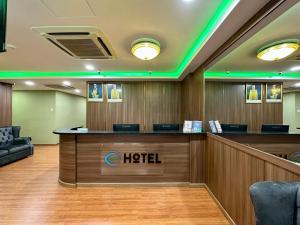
[0,145,230,225]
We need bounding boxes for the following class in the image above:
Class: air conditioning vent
[293,54,300,61]
[45,84,75,90]
[32,26,116,59]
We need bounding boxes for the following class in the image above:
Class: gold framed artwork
[266,83,282,103]
[245,84,262,103]
[87,82,103,102]
[107,83,122,102]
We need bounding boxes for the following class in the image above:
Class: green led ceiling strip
[205,71,300,79]
[0,0,237,79]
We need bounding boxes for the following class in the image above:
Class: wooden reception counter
[54,129,299,224]
[54,129,205,186]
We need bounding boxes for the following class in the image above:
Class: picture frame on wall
[245,83,262,103]
[87,82,103,102]
[266,83,282,103]
[107,83,123,103]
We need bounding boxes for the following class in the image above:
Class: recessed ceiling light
[85,64,95,71]
[131,38,160,60]
[24,81,35,86]
[290,66,300,72]
[62,81,71,86]
[74,89,81,93]
[184,0,193,2]
[257,40,299,61]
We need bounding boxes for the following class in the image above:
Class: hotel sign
[100,145,164,176]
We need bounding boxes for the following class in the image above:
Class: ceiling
[6,79,87,97]
[0,0,239,79]
[208,1,300,78]
[0,0,283,93]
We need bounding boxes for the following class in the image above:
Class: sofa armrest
[13,137,32,145]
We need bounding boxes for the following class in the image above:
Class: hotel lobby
[0,0,299,225]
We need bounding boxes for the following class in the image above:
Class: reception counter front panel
[56,130,205,186]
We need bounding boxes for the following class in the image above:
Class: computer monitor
[153,124,180,131]
[261,124,289,133]
[0,0,7,52]
[113,124,140,132]
[221,124,247,132]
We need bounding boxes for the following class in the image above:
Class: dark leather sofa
[0,126,33,166]
[250,181,300,225]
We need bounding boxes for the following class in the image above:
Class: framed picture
[266,83,282,103]
[87,82,103,102]
[245,84,262,103]
[107,83,122,102]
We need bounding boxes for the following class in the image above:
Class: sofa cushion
[8,144,32,154]
[0,127,14,148]
[0,150,9,157]
[250,181,298,225]
[13,137,31,145]
[12,126,21,138]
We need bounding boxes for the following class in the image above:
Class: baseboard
[34,144,59,147]
[77,182,191,187]
[203,184,236,225]
[189,183,206,188]
[58,179,76,187]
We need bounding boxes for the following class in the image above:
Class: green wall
[295,92,300,133]
[283,92,298,133]
[55,91,86,130]
[12,90,86,144]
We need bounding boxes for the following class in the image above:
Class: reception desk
[218,132,300,161]
[54,129,205,186]
[205,132,300,225]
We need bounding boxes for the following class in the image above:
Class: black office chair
[288,152,300,164]
[249,181,300,225]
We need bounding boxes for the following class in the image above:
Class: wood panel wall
[0,82,12,127]
[206,133,300,225]
[87,82,182,131]
[205,82,283,132]
[181,69,205,121]
[87,78,283,133]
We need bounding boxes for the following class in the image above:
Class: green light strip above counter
[205,71,300,79]
[0,71,179,78]
[0,0,238,79]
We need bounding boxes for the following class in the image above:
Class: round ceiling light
[257,40,299,61]
[131,38,160,60]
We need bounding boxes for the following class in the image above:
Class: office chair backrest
[261,124,289,133]
[220,124,247,132]
[249,181,300,225]
[153,124,180,131]
[113,124,140,132]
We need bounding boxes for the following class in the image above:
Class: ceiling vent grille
[32,27,115,59]
[44,84,75,90]
[293,54,300,61]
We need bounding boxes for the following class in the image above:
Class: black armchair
[0,126,34,166]
[250,181,300,225]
